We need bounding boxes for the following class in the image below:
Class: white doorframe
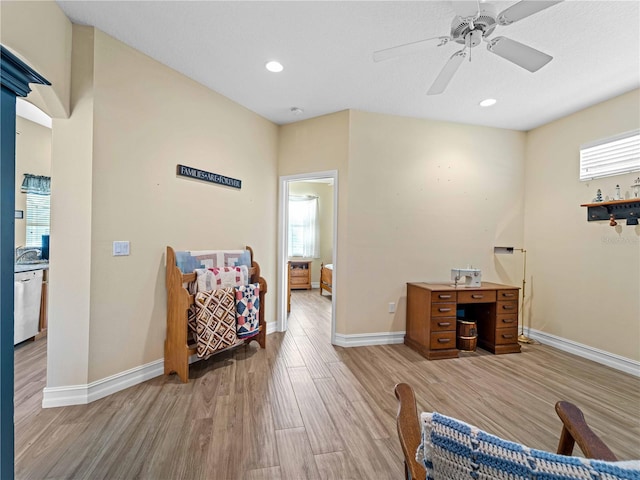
[277,170,338,344]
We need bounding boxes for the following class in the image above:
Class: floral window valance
[21,174,50,195]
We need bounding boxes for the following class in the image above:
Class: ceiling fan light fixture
[265,61,284,73]
[479,98,497,107]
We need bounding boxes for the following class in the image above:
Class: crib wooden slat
[182,273,196,282]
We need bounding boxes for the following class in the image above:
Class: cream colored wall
[14,117,52,248]
[278,111,349,331]
[48,26,95,387]
[7,0,635,392]
[84,29,278,382]
[347,110,527,334]
[288,181,334,279]
[0,0,72,118]
[318,184,334,268]
[524,89,640,361]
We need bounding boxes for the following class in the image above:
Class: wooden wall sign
[176,164,241,189]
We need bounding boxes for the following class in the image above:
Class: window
[25,193,50,248]
[288,195,319,258]
[580,129,640,181]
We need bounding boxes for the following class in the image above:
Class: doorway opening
[278,171,338,344]
[14,98,52,350]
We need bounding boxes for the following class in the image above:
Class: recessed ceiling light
[265,61,284,73]
[479,98,497,107]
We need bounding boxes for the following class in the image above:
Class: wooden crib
[165,245,267,383]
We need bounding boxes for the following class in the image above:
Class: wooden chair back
[394,383,426,480]
[394,383,617,480]
[554,400,617,461]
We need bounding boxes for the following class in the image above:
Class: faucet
[15,248,41,264]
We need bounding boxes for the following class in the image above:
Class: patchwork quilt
[235,283,260,339]
[194,287,241,358]
[176,249,251,273]
[196,266,249,292]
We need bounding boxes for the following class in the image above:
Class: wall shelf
[580,198,640,222]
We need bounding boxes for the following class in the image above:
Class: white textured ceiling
[57,1,640,131]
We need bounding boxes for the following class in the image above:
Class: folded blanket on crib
[192,283,261,352]
[175,249,252,273]
[196,266,249,291]
[188,267,249,333]
[194,287,242,358]
[235,283,260,339]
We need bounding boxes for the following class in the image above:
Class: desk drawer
[497,290,518,301]
[431,303,456,317]
[431,291,455,302]
[495,327,518,344]
[457,291,496,303]
[290,269,309,278]
[430,331,456,350]
[496,314,518,329]
[431,318,455,332]
[497,301,518,313]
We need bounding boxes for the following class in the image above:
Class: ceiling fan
[373,0,563,95]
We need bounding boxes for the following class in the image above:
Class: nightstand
[287,260,312,312]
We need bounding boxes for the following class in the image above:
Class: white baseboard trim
[43,322,280,408]
[42,358,165,408]
[311,281,320,289]
[334,331,405,348]
[527,328,640,377]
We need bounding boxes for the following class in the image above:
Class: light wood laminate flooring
[15,289,640,479]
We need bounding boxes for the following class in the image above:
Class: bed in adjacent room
[320,263,332,296]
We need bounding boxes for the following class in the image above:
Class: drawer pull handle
[438,308,452,313]
[502,305,516,310]
[471,294,483,299]
[502,334,514,339]
[502,318,515,324]
[502,293,515,298]
[438,294,452,299]
[438,338,451,344]
[438,322,451,327]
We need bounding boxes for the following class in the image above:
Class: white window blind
[288,195,320,258]
[580,129,640,181]
[26,193,50,248]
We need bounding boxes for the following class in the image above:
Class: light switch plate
[113,241,130,256]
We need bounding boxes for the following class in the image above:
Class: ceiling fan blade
[450,1,480,18]
[373,36,451,62]
[497,0,563,26]
[427,50,467,95]
[487,36,552,72]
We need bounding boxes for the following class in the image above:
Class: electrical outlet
[388,302,396,313]
[113,241,130,256]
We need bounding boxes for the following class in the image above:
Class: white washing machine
[14,269,43,345]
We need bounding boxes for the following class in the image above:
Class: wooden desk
[287,260,312,312]
[405,282,521,360]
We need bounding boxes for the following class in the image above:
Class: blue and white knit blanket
[417,412,640,480]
